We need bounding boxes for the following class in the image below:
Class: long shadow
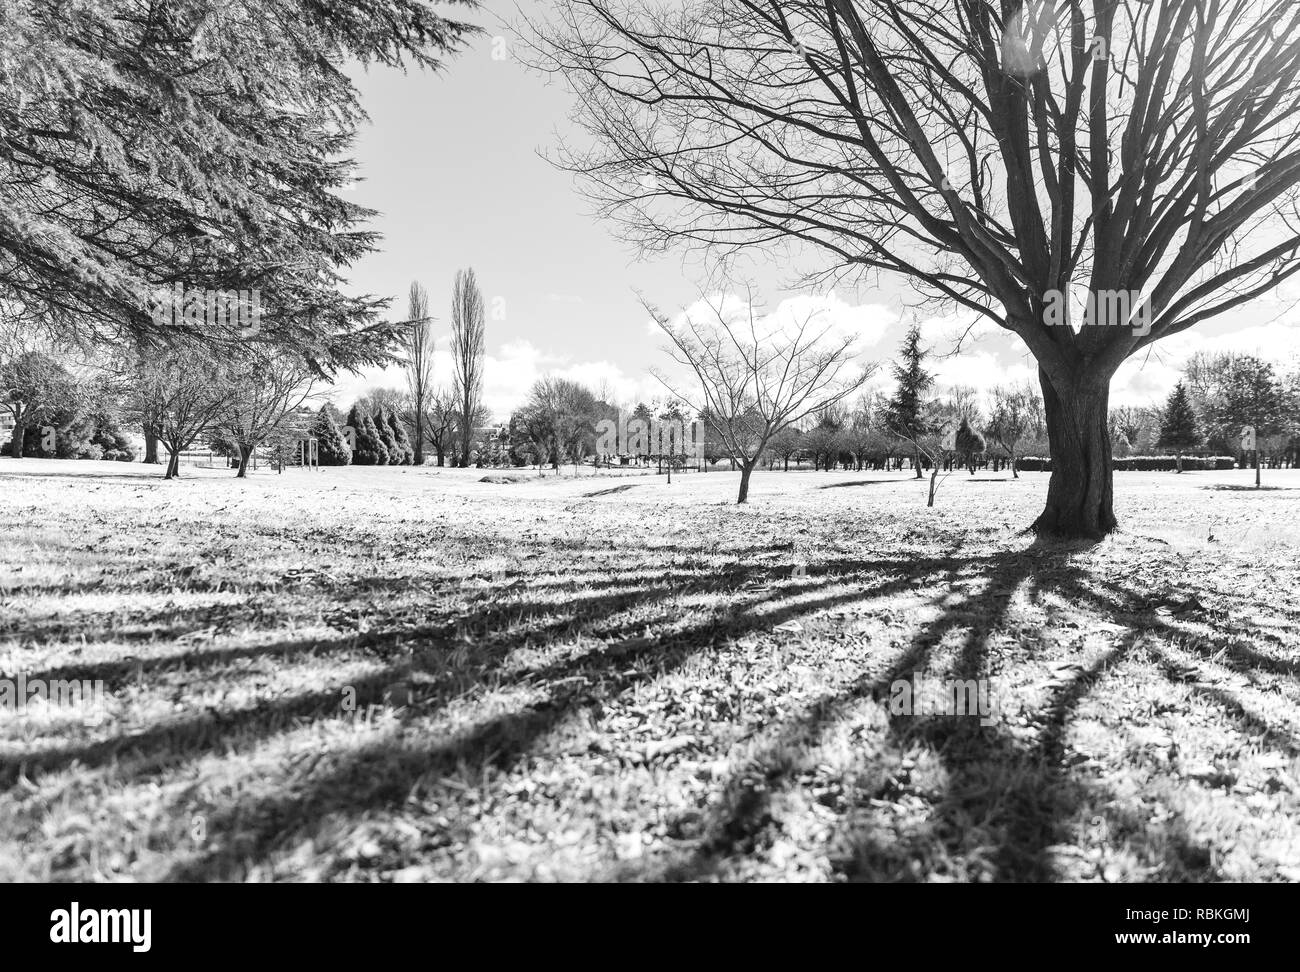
[640,535,1278,882]
[817,479,908,489]
[646,540,1056,880]
[1,548,973,793]
[582,484,641,498]
[159,560,975,880]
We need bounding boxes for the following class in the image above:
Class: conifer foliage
[0,0,478,369]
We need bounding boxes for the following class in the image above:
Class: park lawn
[0,458,1297,882]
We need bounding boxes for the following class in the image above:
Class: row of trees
[401,270,487,468]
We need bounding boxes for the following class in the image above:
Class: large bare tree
[530,0,1300,536]
[450,268,486,467]
[646,288,873,502]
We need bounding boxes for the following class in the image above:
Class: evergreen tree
[345,404,388,466]
[1157,382,1203,472]
[0,1,477,363]
[386,408,415,465]
[373,406,401,464]
[884,325,936,479]
[311,407,352,466]
[954,417,986,475]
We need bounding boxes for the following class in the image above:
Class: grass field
[1,457,1298,882]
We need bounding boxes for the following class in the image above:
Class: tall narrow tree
[450,268,486,467]
[404,281,436,465]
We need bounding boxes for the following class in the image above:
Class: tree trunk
[144,425,160,464]
[236,444,252,478]
[737,460,756,503]
[1033,369,1116,538]
[913,447,923,479]
[414,413,424,466]
[164,449,180,479]
[9,419,25,458]
[1011,455,1018,479]
[927,464,940,507]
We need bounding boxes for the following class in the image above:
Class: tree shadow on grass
[816,479,908,489]
[636,538,1295,882]
[157,560,982,879]
[13,526,1290,882]
[1,547,975,790]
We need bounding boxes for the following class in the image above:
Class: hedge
[1015,455,1237,472]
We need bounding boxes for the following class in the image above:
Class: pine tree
[374,407,402,464]
[884,325,936,479]
[345,404,388,466]
[955,417,986,475]
[311,407,352,466]
[1157,382,1202,472]
[0,1,476,365]
[386,408,415,465]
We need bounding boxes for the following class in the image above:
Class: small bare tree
[421,388,458,466]
[218,350,317,478]
[134,344,232,480]
[986,384,1045,478]
[646,287,873,502]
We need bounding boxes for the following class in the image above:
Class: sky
[327,2,1300,420]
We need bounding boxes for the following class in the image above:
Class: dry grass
[0,457,1297,882]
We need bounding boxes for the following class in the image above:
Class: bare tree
[421,389,458,466]
[218,350,317,477]
[403,280,436,465]
[986,383,1045,478]
[134,345,232,480]
[520,377,602,473]
[646,287,873,502]
[530,0,1300,536]
[450,268,486,467]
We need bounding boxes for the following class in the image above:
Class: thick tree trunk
[1011,455,1018,479]
[9,419,25,458]
[164,449,180,479]
[737,460,756,503]
[235,444,252,478]
[1034,369,1116,538]
[144,425,161,464]
[913,447,923,479]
